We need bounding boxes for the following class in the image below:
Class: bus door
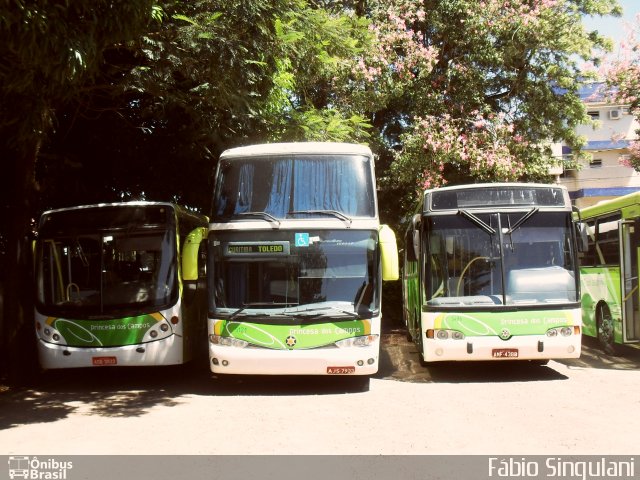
[621,220,640,342]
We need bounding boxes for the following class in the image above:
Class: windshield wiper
[506,208,539,234]
[234,211,281,227]
[228,302,292,319]
[288,210,352,225]
[458,210,496,235]
[285,306,359,321]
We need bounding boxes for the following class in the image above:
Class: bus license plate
[92,356,117,366]
[492,348,518,359]
[327,366,355,374]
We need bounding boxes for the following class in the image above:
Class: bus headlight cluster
[209,334,249,348]
[36,322,65,344]
[143,321,174,342]
[335,335,378,348]
[427,329,465,340]
[546,326,578,337]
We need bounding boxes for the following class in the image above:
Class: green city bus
[403,183,582,364]
[34,202,208,369]
[578,192,640,353]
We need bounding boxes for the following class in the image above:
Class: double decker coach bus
[34,202,208,369]
[207,142,398,380]
[578,192,640,353]
[403,183,582,364]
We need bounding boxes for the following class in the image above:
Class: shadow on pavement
[0,360,369,430]
[554,336,640,371]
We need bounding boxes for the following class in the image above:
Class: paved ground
[0,333,639,455]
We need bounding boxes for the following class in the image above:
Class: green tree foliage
[37,1,297,209]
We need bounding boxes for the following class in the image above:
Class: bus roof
[40,201,179,217]
[39,202,207,225]
[423,182,568,194]
[219,142,373,159]
[579,191,640,219]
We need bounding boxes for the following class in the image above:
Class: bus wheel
[596,304,616,355]
[345,375,370,392]
[528,360,549,366]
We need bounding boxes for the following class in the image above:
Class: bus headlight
[143,320,174,342]
[335,335,378,348]
[209,334,249,348]
[428,329,465,340]
[546,327,576,337]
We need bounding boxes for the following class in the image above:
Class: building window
[587,110,600,120]
[589,158,602,168]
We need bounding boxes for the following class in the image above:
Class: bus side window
[596,215,621,265]
[582,220,597,267]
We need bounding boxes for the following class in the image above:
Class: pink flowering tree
[374,0,622,210]
[605,13,640,169]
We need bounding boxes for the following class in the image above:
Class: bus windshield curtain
[264,160,293,216]
[236,163,255,214]
[230,157,362,218]
[292,158,359,215]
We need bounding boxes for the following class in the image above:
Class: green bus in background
[578,192,640,353]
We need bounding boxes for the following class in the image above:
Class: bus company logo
[499,329,511,340]
[8,456,73,479]
[285,336,297,348]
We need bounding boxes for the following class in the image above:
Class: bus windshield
[36,209,178,318]
[212,154,376,220]
[211,230,379,320]
[426,211,577,307]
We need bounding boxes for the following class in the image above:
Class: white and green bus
[403,183,582,364]
[578,192,640,353]
[207,142,398,379]
[34,202,208,369]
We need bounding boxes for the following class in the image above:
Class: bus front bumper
[37,336,183,369]
[209,344,378,375]
[422,334,582,363]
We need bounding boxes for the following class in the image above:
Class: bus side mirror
[379,224,399,281]
[182,227,207,281]
[412,214,421,261]
[576,223,588,253]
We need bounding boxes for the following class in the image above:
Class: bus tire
[346,375,370,392]
[596,304,617,355]
[528,359,549,366]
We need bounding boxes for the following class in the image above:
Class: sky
[582,0,639,50]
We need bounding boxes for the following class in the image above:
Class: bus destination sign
[225,241,290,256]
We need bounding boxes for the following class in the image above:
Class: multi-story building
[554,82,640,208]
